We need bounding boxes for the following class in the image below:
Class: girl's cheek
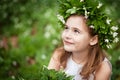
[73,34,82,42]
[61,31,65,39]
[74,36,81,42]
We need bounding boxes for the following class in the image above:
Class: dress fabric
[64,56,111,80]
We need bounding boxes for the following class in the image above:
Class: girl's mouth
[64,40,73,45]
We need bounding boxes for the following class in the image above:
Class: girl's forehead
[66,16,88,30]
[66,16,85,25]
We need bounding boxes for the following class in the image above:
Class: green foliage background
[0,0,120,80]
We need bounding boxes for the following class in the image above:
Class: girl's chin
[63,45,74,52]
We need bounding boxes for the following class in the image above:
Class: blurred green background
[0,0,120,80]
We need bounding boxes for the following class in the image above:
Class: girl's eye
[64,26,69,29]
[74,29,80,33]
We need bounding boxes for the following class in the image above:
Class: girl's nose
[65,30,72,39]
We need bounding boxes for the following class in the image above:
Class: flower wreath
[57,0,119,49]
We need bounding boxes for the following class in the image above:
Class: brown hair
[52,15,106,79]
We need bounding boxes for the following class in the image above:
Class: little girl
[48,0,118,80]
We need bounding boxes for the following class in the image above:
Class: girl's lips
[64,40,73,44]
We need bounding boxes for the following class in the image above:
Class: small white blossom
[106,44,112,48]
[118,56,120,60]
[12,61,17,66]
[41,54,46,60]
[44,32,51,38]
[113,37,119,43]
[11,76,15,79]
[106,18,111,25]
[45,24,52,32]
[83,6,89,19]
[89,25,95,29]
[105,39,109,43]
[85,10,89,19]
[52,39,58,45]
[57,14,65,24]
[109,56,112,60]
[97,2,103,9]
[80,0,84,2]
[111,26,118,31]
[113,32,118,37]
[83,6,86,10]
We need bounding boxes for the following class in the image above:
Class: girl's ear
[90,35,98,46]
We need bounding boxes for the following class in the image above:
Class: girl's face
[61,15,92,53]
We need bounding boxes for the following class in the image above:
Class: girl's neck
[71,50,89,65]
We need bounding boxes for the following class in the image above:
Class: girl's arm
[48,48,63,71]
[48,55,60,71]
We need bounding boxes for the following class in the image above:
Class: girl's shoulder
[103,58,112,70]
[94,58,112,80]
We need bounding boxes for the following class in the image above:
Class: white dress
[64,56,111,80]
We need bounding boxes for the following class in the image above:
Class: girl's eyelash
[64,26,69,29]
[74,29,80,33]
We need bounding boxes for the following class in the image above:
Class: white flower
[85,10,89,19]
[113,32,118,37]
[106,18,111,25]
[89,25,95,29]
[113,37,119,43]
[111,26,118,31]
[57,14,65,24]
[97,2,103,9]
[80,0,84,2]
[118,56,120,60]
[44,32,51,38]
[109,56,112,60]
[11,76,15,79]
[83,6,86,10]
[83,6,89,19]
[106,44,112,48]
[52,39,58,45]
[12,61,17,66]
[41,54,46,60]
[105,39,109,43]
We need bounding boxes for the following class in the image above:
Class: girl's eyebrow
[65,24,81,31]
